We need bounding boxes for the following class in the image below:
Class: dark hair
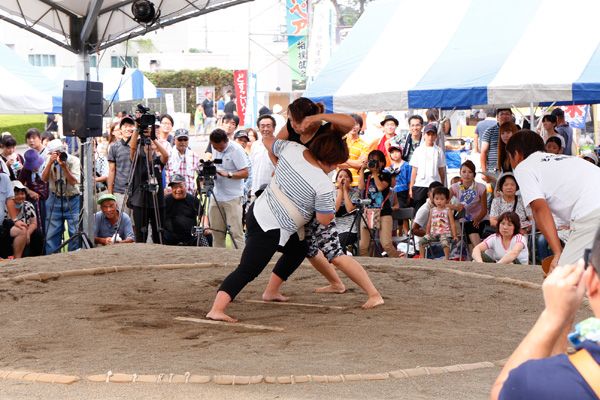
[367,149,387,168]
[426,108,439,122]
[498,174,519,192]
[496,108,513,115]
[349,113,363,127]
[308,127,349,166]
[496,211,521,237]
[1,135,16,148]
[108,122,120,144]
[161,114,174,126]
[542,114,557,125]
[209,128,228,144]
[505,130,545,160]
[223,114,239,127]
[246,128,259,140]
[460,160,476,175]
[288,97,325,122]
[432,186,450,200]
[336,168,353,181]
[257,114,276,128]
[408,115,424,125]
[590,227,600,276]
[230,94,236,100]
[26,128,41,140]
[546,136,563,149]
[428,181,444,191]
[41,131,55,142]
[498,122,519,171]
[14,187,27,194]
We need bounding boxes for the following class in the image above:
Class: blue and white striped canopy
[305,0,600,112]
[0,43,62,114]
[42,67,162,103]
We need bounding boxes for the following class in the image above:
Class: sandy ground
[0,244,593,399]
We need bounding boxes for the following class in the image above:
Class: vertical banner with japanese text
[287,0,308,90]
[234,70,247,127]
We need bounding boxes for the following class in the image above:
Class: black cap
[168,174,186,186]
[380,115,399,127]
[233,130,249,139]
[119,116,135,127]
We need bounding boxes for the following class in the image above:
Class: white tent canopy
[305,0,600,113]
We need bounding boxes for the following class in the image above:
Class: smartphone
[584,248,592,270]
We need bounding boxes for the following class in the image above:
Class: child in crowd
[472,211,529,264]
[545,135,564,155]
[419,186,458,260]
[387,144,411,235]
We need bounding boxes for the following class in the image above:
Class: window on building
[111,56,138,68]
[90,55,97,68]
[28,54,56,67]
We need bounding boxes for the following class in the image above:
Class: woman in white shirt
[472,211,529,264]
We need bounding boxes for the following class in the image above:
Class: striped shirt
[253,140,335,245]
[482,124,500,172]
[346,136,369,186]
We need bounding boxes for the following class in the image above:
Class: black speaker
[62,80,103,138]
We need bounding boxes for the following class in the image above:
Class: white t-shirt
[213,140,249,202]
[482,233,529,264]
[514,152,600,222]
[409,144,446,188]
[253,140,335,245]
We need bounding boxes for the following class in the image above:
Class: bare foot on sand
[206,311,238,323]
[262,292,290,302]
[315,284,346,294]
[362,293,384,309]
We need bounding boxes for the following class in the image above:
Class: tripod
[116,136,163,244]
[45,157,92,254]
[193,174,238,249]
[343,200,384,257]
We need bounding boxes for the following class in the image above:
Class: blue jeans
[45,193,80,254]
[537,234,553,261]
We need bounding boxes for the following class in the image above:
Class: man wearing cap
[164,129,200,196]
[164,174,211,246]
[551,108,574,155]
[208,128,249,249]
[250,114,276,201]
[582,151,599,166]
[202,90,216,137]
[0,173,27,259]
[108,116,135,220]
[94,193,134,246]
[18,148,49,233]
[409,123,446,211]
[41,139,82,254]
[10,180,44,257]
[367,115,401,167]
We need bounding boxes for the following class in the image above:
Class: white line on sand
[174,317,284,332]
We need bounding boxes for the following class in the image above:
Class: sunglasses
[177,137,189,142]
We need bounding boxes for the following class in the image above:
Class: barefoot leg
[309,252,345,293]
[206,291,238,322]
[330,255,384,308]
[262,273,290,302]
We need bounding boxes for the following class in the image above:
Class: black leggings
[218,205,307,301]
[133,206,165,244]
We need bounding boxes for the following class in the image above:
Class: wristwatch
[227,171,233,179]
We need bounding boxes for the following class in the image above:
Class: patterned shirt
[164,149,200,195]
[345,136,369,186]
[430,207,451,235]
[490,195,532,228]
[482,124,500,172]
[5,201,36,225]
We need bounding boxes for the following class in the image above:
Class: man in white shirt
[250,114,276,201]
[508,130,600,272]
[209,128,249,249]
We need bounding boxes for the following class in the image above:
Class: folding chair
[390,207,416,256]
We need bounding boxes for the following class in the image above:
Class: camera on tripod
[197,159,222,191]
[136,104,158,141]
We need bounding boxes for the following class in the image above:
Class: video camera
[197,158,222,192]
[136,104,158,141]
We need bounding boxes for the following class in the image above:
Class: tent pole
[530,102,535,132]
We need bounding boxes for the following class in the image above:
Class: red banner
[234,70,247,126]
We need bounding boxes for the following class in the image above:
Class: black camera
[197,159,222,192]
[59,151,68,162]
[367,159,378,169]
[136,104,158,140]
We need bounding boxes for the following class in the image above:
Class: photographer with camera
[41,139,81,254]
[128,120,169,244]
[208,128,248,249]
[492,228,600,400]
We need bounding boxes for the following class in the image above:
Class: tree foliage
[143,68,234,115]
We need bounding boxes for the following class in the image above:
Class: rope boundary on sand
[0,371,80,385]
[84,360,497,385]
